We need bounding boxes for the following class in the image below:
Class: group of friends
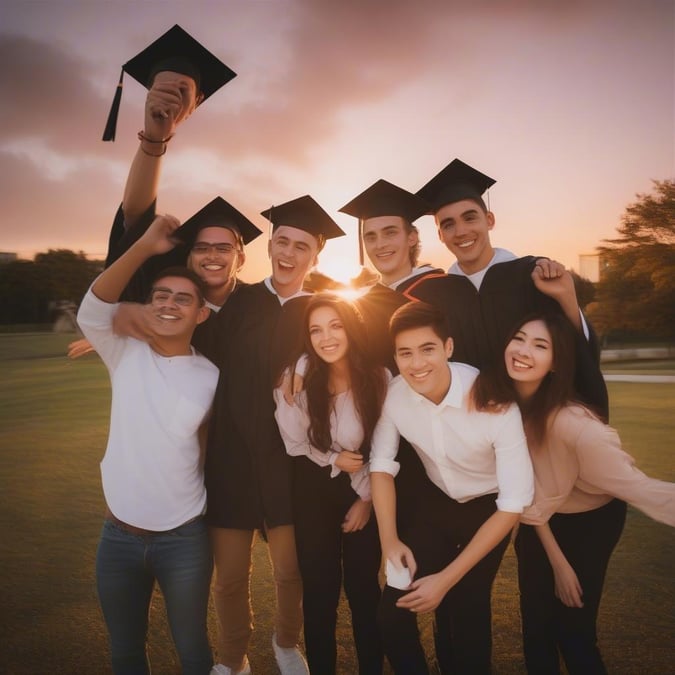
[74,25,675,675]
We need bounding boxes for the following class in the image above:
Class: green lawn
[602,358,675,375]
[0,333,673,674]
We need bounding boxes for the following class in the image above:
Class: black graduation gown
[353,268,445,372]
[355,272,445,528]
[104,202,249,305]
[394,267,445,296]
[104,202,186,302]
[354,284,407,373]
[407,256,609,419]
[192,281,309,530]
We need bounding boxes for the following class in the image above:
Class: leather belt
[105,508,200,537]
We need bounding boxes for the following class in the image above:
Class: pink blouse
[520,404,674,527]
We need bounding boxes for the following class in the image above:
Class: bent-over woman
[473,311,674,674]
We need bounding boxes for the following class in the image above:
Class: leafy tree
[571,271,595,310]
[0,260,46,324]
[586,180,675,340]
[33,250,103,306]
[0,250,102,324]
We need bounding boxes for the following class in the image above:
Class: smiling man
[340,178,443,292]
[335,179,444,371]
[177,197,262,312]
[103,25,242,306]
[91,196,343,674]
[192,195,345,675]
[369,302,533,674]
[77,214,218,675]
[68,29,253,361]
[409,158,608,419]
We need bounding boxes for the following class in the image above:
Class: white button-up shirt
[370,362,534,513]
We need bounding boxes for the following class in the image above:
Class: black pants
[515,499,627,674]
[394,438,429,531]
[292,457,383,675]
[378,481,509,675]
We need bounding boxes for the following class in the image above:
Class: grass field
[0,333,673,674]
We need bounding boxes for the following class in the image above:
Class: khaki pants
[209,525,303,669]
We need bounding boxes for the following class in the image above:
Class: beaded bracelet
[137,130,174,144]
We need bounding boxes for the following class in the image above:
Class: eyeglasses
[150,288,199,307]
[191,242,236,255]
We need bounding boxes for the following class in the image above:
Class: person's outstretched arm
[93,214,181,303]
[122,74,196,226]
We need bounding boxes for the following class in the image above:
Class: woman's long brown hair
[471,312,578,446]
[301,293,388,460]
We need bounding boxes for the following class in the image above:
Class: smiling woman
[471,311,675,673]
[273,292,389,674]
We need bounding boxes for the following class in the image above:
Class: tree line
[1,180,673,339]
[0,250,103,325]
[585,179,674,342]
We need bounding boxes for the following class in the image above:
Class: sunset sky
[1,0,673,283]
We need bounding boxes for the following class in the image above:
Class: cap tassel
[358,218,364,267]
[267,205,275,239]
[102,68,125,142]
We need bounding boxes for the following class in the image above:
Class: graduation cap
[103,24,237,141]
[260,195,345,242]
[416,159,496,214]
[339,179,428,264]
[174,197,262,247]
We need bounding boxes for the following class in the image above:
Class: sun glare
[315,256,363,285]
[331,286,371,301]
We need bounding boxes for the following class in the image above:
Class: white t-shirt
[370,362,533,513]
[77,288,219,530]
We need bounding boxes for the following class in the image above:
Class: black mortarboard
[339,179,429,222]
[416,159,496,213]
[260,195,345,240]
[175,197,262,246]
[339,179,428,264]
[103,24,236,141]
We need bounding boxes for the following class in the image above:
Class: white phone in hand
[385,559,412,590]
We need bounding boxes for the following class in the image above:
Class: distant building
[0,252,18,265]
[578,253,600,282]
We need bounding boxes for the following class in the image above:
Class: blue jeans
[96,517,213,675]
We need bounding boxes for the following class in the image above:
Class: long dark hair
[472,312,578,446]
[302,293,388,460]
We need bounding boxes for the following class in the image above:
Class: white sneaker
[210,655,251,675]
[272,633,309,675]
